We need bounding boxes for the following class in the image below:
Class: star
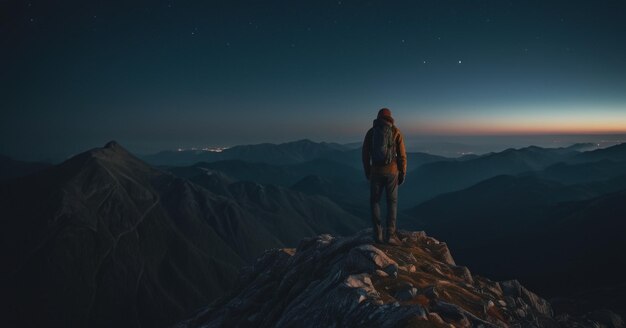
[458,60,462,64]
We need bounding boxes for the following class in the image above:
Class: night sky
[2,0,626,160]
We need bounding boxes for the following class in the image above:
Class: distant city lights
[176,147,229,153]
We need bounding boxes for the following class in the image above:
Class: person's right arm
[396,129,407,185]
[362,129,372,180]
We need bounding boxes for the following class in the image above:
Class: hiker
[362,108,407,246]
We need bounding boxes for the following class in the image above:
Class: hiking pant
[370,172,398,239]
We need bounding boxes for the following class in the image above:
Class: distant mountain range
[146,140,615,211]
[143,139,349,166]
[400,144,590,207]
[2,138,626,326]
[143,138,448,170]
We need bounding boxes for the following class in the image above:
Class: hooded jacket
[362,118,407,176]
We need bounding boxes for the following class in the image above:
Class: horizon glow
[401,104,626,135]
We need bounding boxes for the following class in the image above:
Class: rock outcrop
[178,230,623,328]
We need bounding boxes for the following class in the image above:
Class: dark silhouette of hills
[573,142,626,162]
[0,154,51,180]
[165,142,621,215]
[145,139,449,172]
[0,141,366,328]
[535,160,626,185]
[400,145,592,207]
[178,230,622,327]
[406,173,626,316]
[565,142,600,152]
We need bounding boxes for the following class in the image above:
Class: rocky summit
[178,230,623,328]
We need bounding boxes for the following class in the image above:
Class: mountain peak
[92,140,133,158]
[104,140,122,149]
[53,140,150,178]
[178,230,621,327]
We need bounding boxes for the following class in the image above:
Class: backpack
[371,124,396,165]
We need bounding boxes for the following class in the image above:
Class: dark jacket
[362,119,407,176]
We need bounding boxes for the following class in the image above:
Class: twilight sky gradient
[2,0,626,160]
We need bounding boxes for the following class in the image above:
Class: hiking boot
[386,234,402,246]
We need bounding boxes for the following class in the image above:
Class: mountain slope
[0,142,247,328]
[405,175,626,316]
[184,173,367,252]
[168,158,372,218]
[177,231,622,328]
[0,141,366,328]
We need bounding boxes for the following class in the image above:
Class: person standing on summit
[362,108,407,246]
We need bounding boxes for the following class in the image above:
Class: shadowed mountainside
[0,154,51,180]
[406,174,626,317]
[0,141,366,328]
[177,230,623,328]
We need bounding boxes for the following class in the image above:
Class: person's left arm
[362,129,373,180]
